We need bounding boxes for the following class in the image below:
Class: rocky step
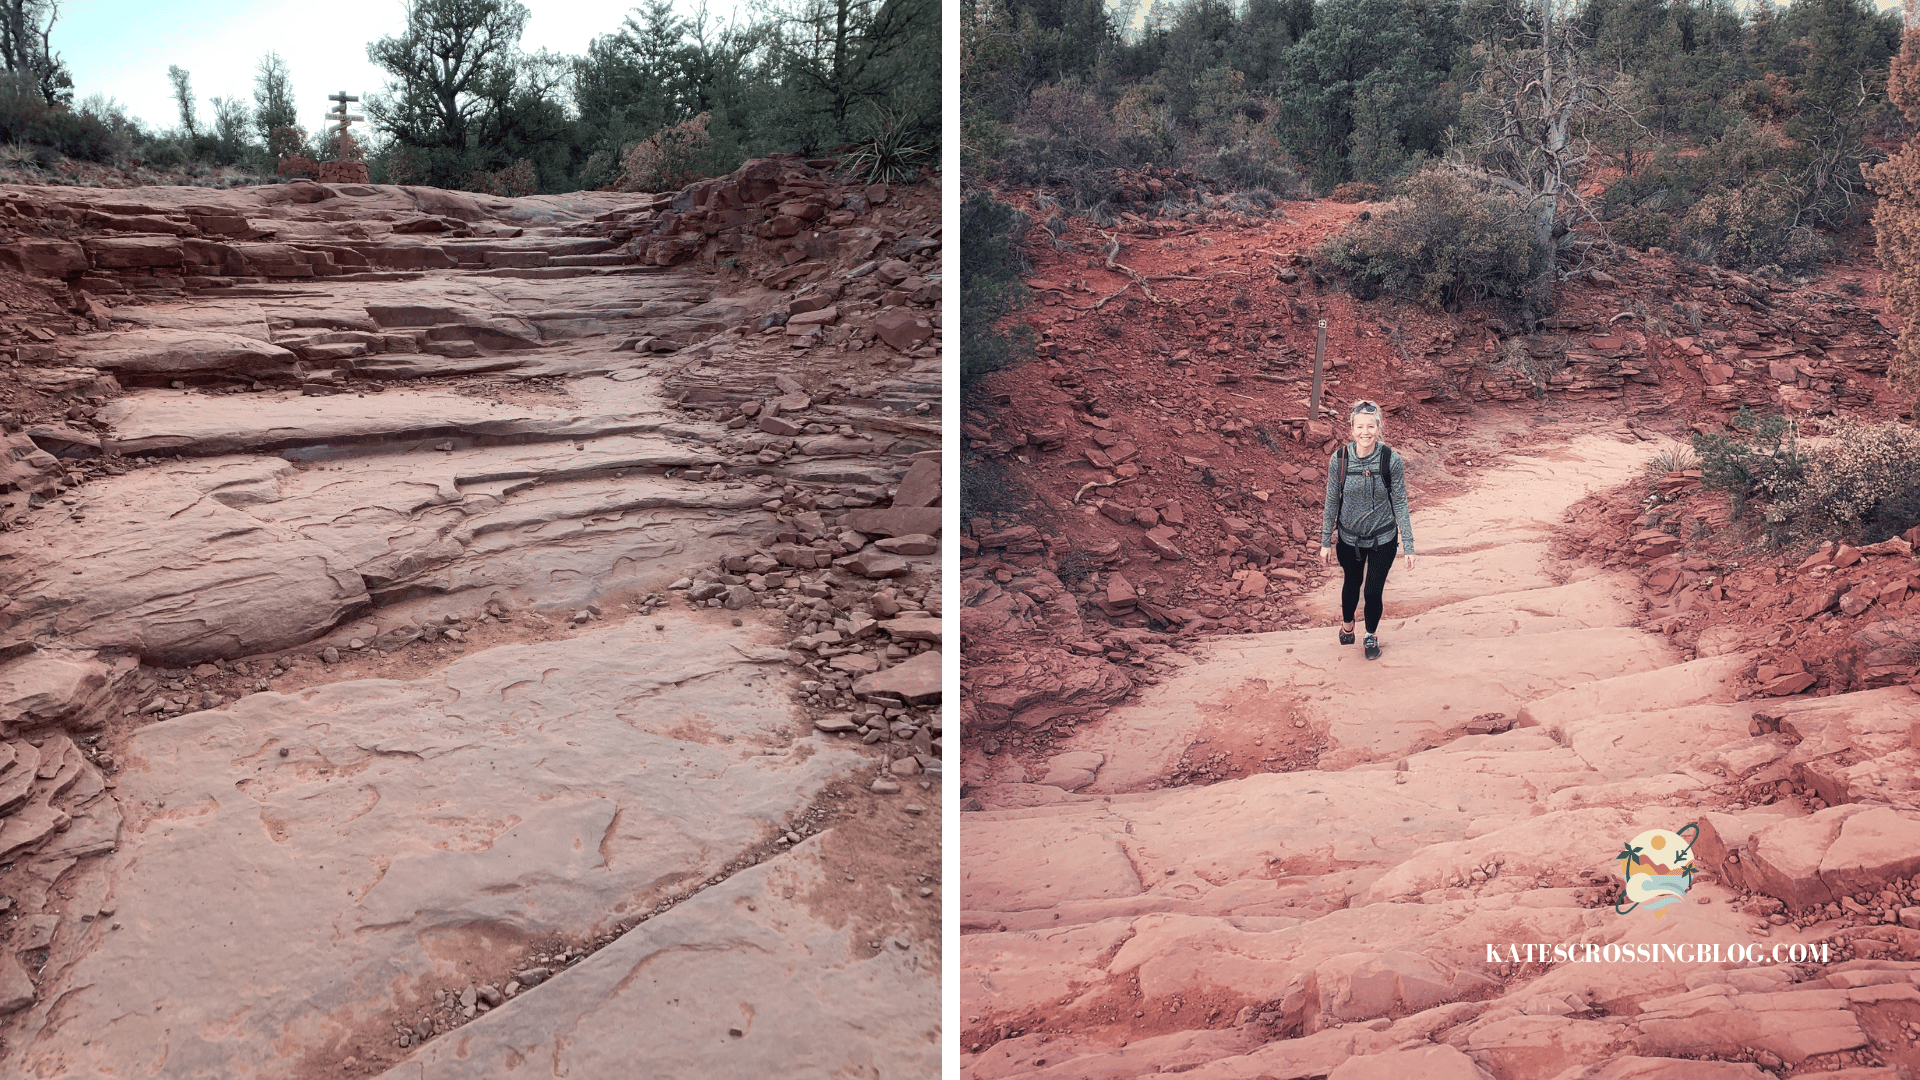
[551,252,637,267]
[93,380,687,457]
[378,828,937,1079]
[1514,651,1756,733]
[1,441,905,662]
[467,264,663,280]
[1044,622,1675,790]
[0,620,867,1076]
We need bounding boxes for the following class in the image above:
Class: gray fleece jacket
[1320,442,1415,553]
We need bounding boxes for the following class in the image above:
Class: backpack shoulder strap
[1331,444,1347,540]
[1379,442,1395,501]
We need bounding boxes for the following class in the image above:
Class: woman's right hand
[1319,545,1332,566]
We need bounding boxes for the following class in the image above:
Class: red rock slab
[82,235,182,267]
[893,457,940,507]
[852,649,940,704]
[842,507,939,538]
[373,838,934,1080]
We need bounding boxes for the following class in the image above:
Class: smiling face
[1351,412,1380,451]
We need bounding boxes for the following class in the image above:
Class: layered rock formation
[0,158,940,1076]
[963,428,1920,1079]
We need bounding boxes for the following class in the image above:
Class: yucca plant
[842,105,935,186]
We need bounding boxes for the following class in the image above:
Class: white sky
[58,0,748,134]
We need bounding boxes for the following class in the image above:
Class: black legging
[1337,538,1398,634]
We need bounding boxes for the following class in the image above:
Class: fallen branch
[1072,476,1134,503]
[1149,271,1250,282]
[1102,232,1163,303]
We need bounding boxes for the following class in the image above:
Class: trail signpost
[1310,319,1327,417]
[326,91,364,156]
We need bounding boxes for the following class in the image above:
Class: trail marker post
[1310,319,1327,416]
[326,91,364,156]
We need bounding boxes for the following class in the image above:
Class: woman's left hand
[1403,554,1415,572]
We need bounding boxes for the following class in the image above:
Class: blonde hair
[1349,399,1387,438]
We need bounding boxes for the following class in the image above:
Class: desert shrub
[1611,208,1675,251]
[959,104,1009,174]
[1673,183,1831,273]
[37,110,118,162]
[842,105,936,185]
[1199,144,1308,198]
[1319,168,1538,312]
[142,139,188,170]
[960,453,1024,524]
[960,190,1032,381]
[996,83,1122,210]
[1643,444,1700,481]
[497,158,537,197]
[618,112,712,193]
[268,125,310,161]
[1780,419,1920,542]
[1328,180,1383,202]
[1689,408,1804,522]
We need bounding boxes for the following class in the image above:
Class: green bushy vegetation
[1685,411,1920,547]
[1318,168,1540,313]
[1781,419,1920,543]
[0,0,937,195]
[1690,408,1805,524]
[960,191,1033,382]
[966,0,1905,321]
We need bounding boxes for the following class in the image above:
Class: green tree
[759,0,938,150]
[1276,0,1462,189]
[252,51,297,141]
[208,94,251,164]
[1865,8,1920,403]
[1226,0,1315,90]
[167,63,196,137]
[0,0,67,104]
[1775,0,1899,227]
[960,190,1032,379]
[367,0,530,153]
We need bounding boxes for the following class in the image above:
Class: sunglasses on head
[1351,402,1379,415]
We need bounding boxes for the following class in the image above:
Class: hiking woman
[1319,400,1415,660]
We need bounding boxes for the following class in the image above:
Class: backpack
[1332,441,1397,541]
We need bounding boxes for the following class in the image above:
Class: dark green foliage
[841,105,936,184]
[0,0,71,106]
[757,0,938,156]
[961,191,1034,381]
[1274,0,1462,191]
[1860,485,1920,546]
[0,73,117,161]
[1689,408,1803,521]
[365,0,532,185]
[1199,142,1307,195]
[960,453,1027,524]
[994,82,1127,209]
[167,65,196,138]
[252,52,298,143]
[1319,169,1539,313]
[1610,208,1674,251]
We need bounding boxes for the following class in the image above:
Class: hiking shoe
[1364,635,1382,660]
[1339,627,1355,645]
